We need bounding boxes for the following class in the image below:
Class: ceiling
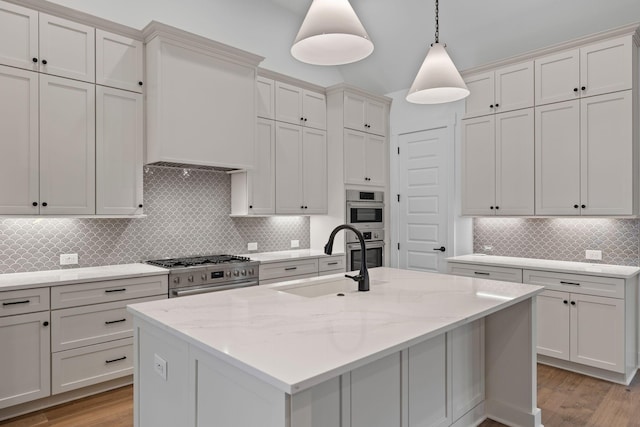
[271,0,640,95]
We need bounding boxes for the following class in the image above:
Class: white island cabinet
[129,267,543,427]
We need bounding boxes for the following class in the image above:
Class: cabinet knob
[138,204,143,208]
[581,86,586,91]
[138,81,143,86]
[304,118,307,122]
[32,57,38,63]
[300,205,304,209]
[43,321,49,327]
[41,59,47,65]
[490,206,494,210]
[249,205,253,209]
[300,117,304,121]
[581,204,586,209]
[563,300,568,305]
[32,202,38,207]
[304,206,308,209]
[495,103,499,107]
[495,206,500,210]
[574,88,579,92]
[42,202,48,207]
[574,204,579,209]
[570,301,576,306]
[489,105,494,108]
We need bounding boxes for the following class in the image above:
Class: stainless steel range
[146,255,260,298]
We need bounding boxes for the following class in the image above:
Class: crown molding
[258,68,326,94]
[326,83,393,104]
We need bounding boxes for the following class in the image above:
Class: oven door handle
[172,280,258,297]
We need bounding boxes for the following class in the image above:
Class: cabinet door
[343,129,367,185]
[365,134,386,187]
[40,75,96,215]
[302,90,326,130]
[0,65,39,214]
[275,81,302,126]
[580,91,633,215]
[96,29,143,93]
[451,320,484,422]
[365,98,387,136]
[464,71,494,118]
[535,100,580,215]
[275,122,303,214]
[495,109,534,215]
[256,76,275,119]
[302,128,327,214]
[536,290,570,360]
[0,311,50,409]
[0,1,38,71]
[249,118,276,214]
[580,36,633,98]
[344,92,366,131]
[534,49,579,105]
[39,13,95,83]
[494,61,533,113]
[461,116,495,216]
[96,86,143,215]
[570,294,624,372]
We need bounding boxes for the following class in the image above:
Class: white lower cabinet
[536,290,571,360]
[258,255,345,285]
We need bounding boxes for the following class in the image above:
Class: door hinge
[397,194,400,202]
[397,243,400,250]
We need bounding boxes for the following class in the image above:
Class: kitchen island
[128,267,544,427]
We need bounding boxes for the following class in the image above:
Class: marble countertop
[239,249,345,264]
[446,255,640,279]
[0,263,169,292]
[127,267,542,394]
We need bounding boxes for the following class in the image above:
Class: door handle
[433,246,446,252]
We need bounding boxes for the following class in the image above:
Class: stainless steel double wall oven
[345,190,385,270]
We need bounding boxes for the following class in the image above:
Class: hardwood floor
[1,364,638,426]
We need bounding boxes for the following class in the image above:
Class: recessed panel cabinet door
[96,29,143,93]
[256,76,275,120]
[302,90,326,130]
[275,122,303,214]
[344,92,366,131]
[461,116,495,215]
[494,61,534,113]
[302,128,327,214]
[249,118,276,215]
[40,75,95,215]
[344,129,367,185]
[0,0,38,71]
[365,98,386,136]
[365,134,386,187]
[275,81,303,126]
[535,49,579,105]
[96,86,143,215]
[536,290,570,360]
[0,65,39,214]
[580,36,633,98]
[464,71,494,118]
[350,353,401,427]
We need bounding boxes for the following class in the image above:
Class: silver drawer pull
[474,272,490,276]
[560,281,581,286]
[105,288,127,293]
[327,262,339,265]
[2,300,30,306]
[105,356,127,364]
[284,267,298,271]
[105,318,127,325]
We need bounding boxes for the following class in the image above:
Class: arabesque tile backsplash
[473,217,639,266]
[0,167,309,273]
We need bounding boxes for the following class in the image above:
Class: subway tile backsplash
[473,217,639,266]
[0,167,309,273]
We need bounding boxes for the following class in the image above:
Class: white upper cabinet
[344,92,387,136]
[96,86,143,215]
[96,29,143,93]
[0,65,39,215]
[275,81,326,130]
[535,36,633,106]
[248,118,276,215]
[461,116,496,216]
[344,129,386,187]
[301,127,328,214]
[257,76,275,120]
[464,61,534,118]
[0,1,38,71]
[39,13,95,83]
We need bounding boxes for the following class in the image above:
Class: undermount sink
[276,277,385,298]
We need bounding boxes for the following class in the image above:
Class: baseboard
[485,399,542,427]
[538,355,636,385]
[451,401,486,427]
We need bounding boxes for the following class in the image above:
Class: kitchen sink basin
[276,277,385,298]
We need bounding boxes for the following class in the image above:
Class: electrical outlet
[291,240,300,248]
[247,242,258,251]
[483,246,493,252]
[154,354,167,381]
[59,253,78,265]
[585,250,602,261]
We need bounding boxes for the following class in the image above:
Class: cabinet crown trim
[326,83,393,105]
[258,68,325,94]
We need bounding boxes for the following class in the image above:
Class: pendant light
[291,0,374,66]
[406,0,469,104]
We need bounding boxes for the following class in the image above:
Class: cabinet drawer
[523,270,624,298]
[51,295,166,352]
[447,263,523,283]
[52,337,133,394]
[0,288,49,316]
[319,256,345,273]
[259,259,319,281]
[260,273,318,286]
[51,275,168,309]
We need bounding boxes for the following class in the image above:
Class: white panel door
[302,128,327,214]
[570,294,624,373]
[495,108,534,215]
[494,61,534,113]
[365,134,386,187]
[344,129,366,185]
[302,90,326,130]
[275,122,303,214]
[535,100,581,215]
[95,29,143,93]
[249,118,276,215]
[580,36,633,98]
[463,71,494,118]
[398,127,449,273]
[350,353,401,427]
[534,49,579,105]
[536,290,570,360]
[365,98,387,136]
[40,74,95,215]
[0,0,38,71]
[580,91,633,215]
[275,81,302,126]
[96,86,143,215]
[0,311,50,409]
[0,65,39,214]
[344,92,366,132]
[39,13,95,83]
[461,116,495,216]
[256,76,275,119]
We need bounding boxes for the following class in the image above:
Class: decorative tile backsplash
[0,167,309,273]
[473,218,639,266]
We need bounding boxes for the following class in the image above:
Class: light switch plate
[247,242,258,251]
[291,240,300,248]
[60,253,78,265]
[585,250,602,261]
[154,354,167,381]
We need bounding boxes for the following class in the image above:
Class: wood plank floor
[1,364,638,426]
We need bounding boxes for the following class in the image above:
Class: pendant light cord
[434,0,440,43]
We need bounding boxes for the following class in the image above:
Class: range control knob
[226,271,231,277]
[201,273,207,281]
[188,275,194,282]
[233,270,239,277]
[248,268,254,276]
[173,277,180,284]
[241,270,247,276]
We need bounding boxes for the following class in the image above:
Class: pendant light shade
[406,0,469,104]
[291,0,374,66]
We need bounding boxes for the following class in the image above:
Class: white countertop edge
[127,279,543,395]
[446,255,640,279]
[239,249,345,264]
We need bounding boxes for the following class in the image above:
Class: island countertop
[127,267,543,394]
